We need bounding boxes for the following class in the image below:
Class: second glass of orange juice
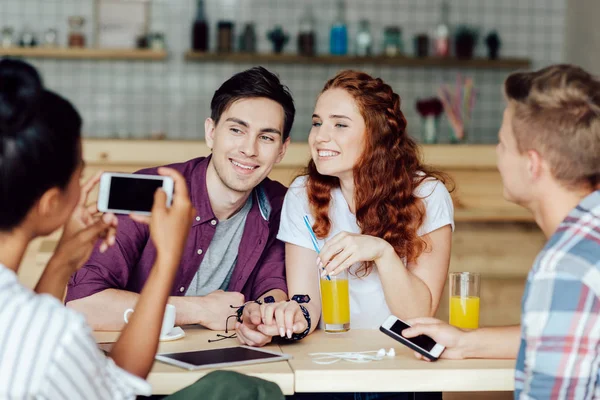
[320,269,350,332]
[449,272,480,329]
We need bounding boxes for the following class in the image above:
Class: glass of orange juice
[449,272,480,329]
[320,269,350,333]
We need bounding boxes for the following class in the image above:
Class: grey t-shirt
[185,197,253,297]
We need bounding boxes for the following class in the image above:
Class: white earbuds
[309,348,396,364]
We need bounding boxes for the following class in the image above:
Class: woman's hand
[256,300,309,340]
[130,167,195,266]
[318,232,392,277]
[52,171,118,272]
[59,171,117,253]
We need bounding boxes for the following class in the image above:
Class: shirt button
[197,249,203,255]
[210,219,217,226]
[179,286,185,293]
[195,216,200,221]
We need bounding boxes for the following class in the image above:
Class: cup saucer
[160,326,185,342]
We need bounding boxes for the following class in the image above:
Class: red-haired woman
[238,71,453,389]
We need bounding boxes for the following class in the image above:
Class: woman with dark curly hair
[237,70,453,353]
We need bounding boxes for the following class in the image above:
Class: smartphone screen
[389,319,437,352]
[108,176,164,213]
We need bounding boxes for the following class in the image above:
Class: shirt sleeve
[416,179,455,236]
[65,215,150,303]
[518,272,600,399]
[43,313,151,400]
[276,180,317,251]
[250,237,288,299]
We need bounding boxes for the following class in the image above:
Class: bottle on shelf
[192,0,208,52]
[330,0,348,56]
[355,19,372,57]
[298,4,316,56]
[434,0,450,57]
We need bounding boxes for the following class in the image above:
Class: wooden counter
[282,330,515,393]
[93,328,514,395]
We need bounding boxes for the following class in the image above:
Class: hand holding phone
[380,315,445,361]
[97,172,174,216]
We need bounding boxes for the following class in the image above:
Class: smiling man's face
[205,97,289,193]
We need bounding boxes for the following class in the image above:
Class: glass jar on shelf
[383,26,403,56]
[1,26,15,48]
[68,16,86,48]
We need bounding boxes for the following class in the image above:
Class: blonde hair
[504,64,600,189]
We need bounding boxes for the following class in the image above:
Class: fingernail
[99,243,107,253]
[315,257,321,266]
[279,327,285,337]
[109,236,115,245]
[318,262,324,269]
[320,269,327,278]
[286,329,292,339]
[102,213,112,223]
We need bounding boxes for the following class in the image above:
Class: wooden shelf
[0,47,168,61]
[185,51,531,69]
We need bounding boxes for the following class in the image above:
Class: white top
[0,264,151,400]
[277,175,454,329]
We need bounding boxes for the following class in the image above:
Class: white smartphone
[380,315,445,361]
[97,172,174,216]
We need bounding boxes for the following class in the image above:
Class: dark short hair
[210,66,295,140]
[0,58,81,231]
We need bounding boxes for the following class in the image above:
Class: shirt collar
[577,189,600,216]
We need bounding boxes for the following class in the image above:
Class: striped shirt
[515,190,600,399]
[0,264,151,399]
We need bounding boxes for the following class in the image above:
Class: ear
[526,149,544,181]
[275,137,290,164]
[36,187,63,218]
[204,118,216,150]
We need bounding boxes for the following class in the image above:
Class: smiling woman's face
[308,88,366,181]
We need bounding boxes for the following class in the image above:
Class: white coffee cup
[123,304,176,338]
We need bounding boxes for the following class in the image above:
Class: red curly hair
[307,70,451,276]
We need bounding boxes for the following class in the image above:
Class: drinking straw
[303,215,331,281]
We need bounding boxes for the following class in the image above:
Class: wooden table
[94,327,515,395]
[281,330,515,393]
[93,326,295,395]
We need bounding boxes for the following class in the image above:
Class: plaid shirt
[515,190,600,399]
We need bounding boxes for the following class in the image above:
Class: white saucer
[160,326,185,342]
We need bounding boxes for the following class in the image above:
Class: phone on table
[380,315,445,361]
[97,172,174,216]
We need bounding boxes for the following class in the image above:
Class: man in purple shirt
[66,66,295,331]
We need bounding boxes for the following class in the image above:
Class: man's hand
[196,290,245,330]
[403,317,470,360]
[235,303,273,347]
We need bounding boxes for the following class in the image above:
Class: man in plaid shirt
[402,64,600,399]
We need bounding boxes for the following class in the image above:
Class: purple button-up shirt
[65,156,288,303]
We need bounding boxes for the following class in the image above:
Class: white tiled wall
[0,0,566,143]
